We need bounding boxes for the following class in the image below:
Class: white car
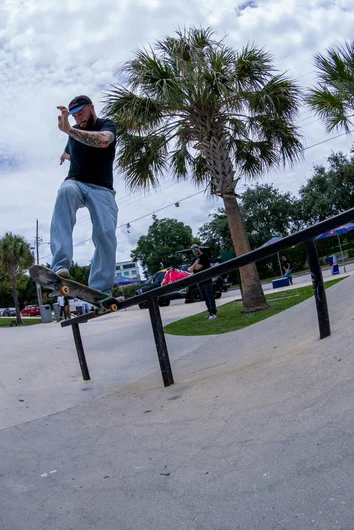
[0,308,6,316]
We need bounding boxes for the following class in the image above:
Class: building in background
[115,260,141,280]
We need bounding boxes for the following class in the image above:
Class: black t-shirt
[65,118,116,189]
[282,259,293,271]
[192,252,211,272]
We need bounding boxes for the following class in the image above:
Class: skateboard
[29,265,119,315]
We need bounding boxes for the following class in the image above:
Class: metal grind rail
[61,207,354,387]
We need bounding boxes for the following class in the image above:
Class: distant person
[188,244,217,320]
[57,295,65,320]
[281,255,293,285]
[64,296,71,319]
[74,297,83,316]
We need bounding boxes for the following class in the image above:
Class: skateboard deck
[29,265,119,315]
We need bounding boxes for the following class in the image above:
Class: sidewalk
[1,275,354,529]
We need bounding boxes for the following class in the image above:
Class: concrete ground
[1,273,354,529]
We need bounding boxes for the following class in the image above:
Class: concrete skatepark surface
[1,274,353,529]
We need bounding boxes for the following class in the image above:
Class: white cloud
[1,0,354,268]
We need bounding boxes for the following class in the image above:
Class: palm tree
[104,27,303,312]
[0,232,34,325]
[307,42,354,133]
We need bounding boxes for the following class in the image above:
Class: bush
[112,284,139,299]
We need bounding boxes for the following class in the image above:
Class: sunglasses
[192,248,199,252]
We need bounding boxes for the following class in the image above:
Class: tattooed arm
[68,128,114,148]
[57,105,115,148]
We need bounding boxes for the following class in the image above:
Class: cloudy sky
[1,0,354,272]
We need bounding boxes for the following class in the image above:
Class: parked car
[179,263,231,297]
[136,269,175,309]
[0,308,6,316]
[136,266,226,309]
[3,307,16,317]
[21,305,41,317]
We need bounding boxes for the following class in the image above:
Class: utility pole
[35,219,43,306]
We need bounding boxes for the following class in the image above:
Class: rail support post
[305,238,331,339]
[72,323,91,380]
[147,298,174,387]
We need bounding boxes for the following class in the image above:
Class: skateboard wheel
[60,285,70,296]
[110,304,118,312]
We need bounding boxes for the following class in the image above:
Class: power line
[74,106,317,231]
[72,178,180,231]
[302,129,353,151]
[296,70,316,80]
[62,115,323,232]
[39,189,207,259]
[74,190,207,247]
[39,129,353,261]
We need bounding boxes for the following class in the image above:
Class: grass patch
[164,278,345,336]
[0,318,42,328]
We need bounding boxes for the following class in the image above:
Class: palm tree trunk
[11,277,23,326]
[202,134,269,312]
[222,191,269,312]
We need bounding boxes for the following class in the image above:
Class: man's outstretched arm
[68,128,114,148]
[57,105,115,148]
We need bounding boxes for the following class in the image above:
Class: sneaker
[208,314,217,320]
[56,268,71,279]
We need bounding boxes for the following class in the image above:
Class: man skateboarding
[50,95,118,295]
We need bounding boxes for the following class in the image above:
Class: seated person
[281,255,293,285]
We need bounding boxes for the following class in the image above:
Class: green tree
[199,185,303,279]
[17,274,38,307]
[307,42,354,134]
[131,218,194,276]
[299,151,354,225]
[198,208,233,256]
[241,183,301,248]
[0,275,13,307]
[0,232,34,325]
[70,262,91,285]
[104,27,303,312]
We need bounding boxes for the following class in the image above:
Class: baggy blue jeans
[284,269,293,285]
[50,179,118,294]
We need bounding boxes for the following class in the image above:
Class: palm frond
[116,132,168,191]
[307,87,352,133]
[231,139,275,178]
[314,43,354,86]
[246,114,304,159]
[272,122,304,166]
[191,154,211,186]
[308,42,354,132]
[170,139,194,179]
[122,48,182,102]
[231,118,303,174]
[189,27,216,50]
[245,75,302,120]
[103,86,164,132]
[201,47,236,100]
[226,117,250,140]
[234,45,274,89]
[170,138,210,187]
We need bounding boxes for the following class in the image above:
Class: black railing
[62,207,354,387]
